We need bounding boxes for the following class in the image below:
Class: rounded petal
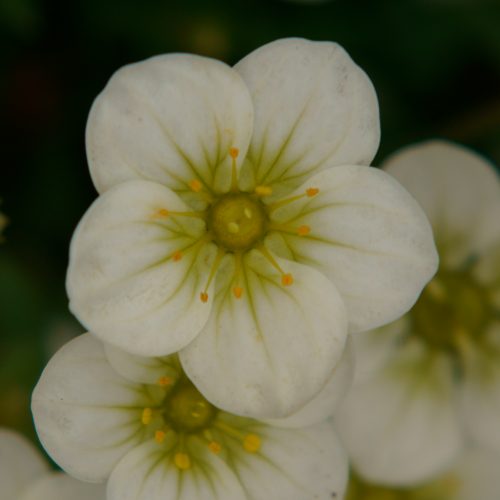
[32,334,150,482]
[21,473,106,500]
[459,322,500,452]
[382,140,500,268]
[180,251,348,419]
[104,343,179,385]
[336,339,463,485]
[266,336,354,428]
[67,180,215,356]
[0,428,48,499]
[225,420,348,500]
[269,165,438,332]
[235,38,379,196]
[449,448,500,500]
[106,440,247,500]
[87,53,253,195]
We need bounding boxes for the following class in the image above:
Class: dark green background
[1,0,500,440]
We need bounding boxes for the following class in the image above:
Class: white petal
[181,250,348,419]
[0,428,48,499]
[268,165,438,332]
[459,322,500,452]
[106,440,247,500]
[104,343,178,385]
[448,448,500,500]
[87,53,253,195]
[32,334,151,482]
[225,420,348,500]
[266,336,354,428]
[235,38,379,196]
[21,473,106,500]
[67,180,215,356]
[383,140,500,268]
[336,338,463,485]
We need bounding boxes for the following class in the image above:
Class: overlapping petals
[32,334,349,500]
[68,38,438,418]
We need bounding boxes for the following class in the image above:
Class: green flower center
[208,193,268,252]
[411,269,490,352]
[346,473,459,500]
[164,380,217,433]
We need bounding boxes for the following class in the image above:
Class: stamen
[255,185,273,197]
[267,187,320,212]
[174,452,191,470]
[297,225,311,236]
[200,248,226,303]
[232,252,244,299]
[208,441,222,454]
[189,179,202,193]
[243,434,261,453]
[268,222,312,237]
[227,222,240,234]
[142,408,153,425]
[155,430,166,443]
[230,147,240,192]
[172,250,183,262]
[257,245,294,287]
[158,376,174,387]
[151,208,204,220]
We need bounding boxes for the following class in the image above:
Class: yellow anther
[229,147,239,159]
[243,434,261,453]
[189,179,202,193]
[172,250,183,262]
[208,441,222,454]
[244,208,253,219]
[142,408,153,425]
[155,430,166,443]
[282,273,294,286]
[158,376,174,387]
[233,286,243,299]
[228,222,240,234]
[200,292,209,303]
[255,185,273,196]
[174,452,191,470]
[306,187,319,197]
[297,225,311,236]
[151,208,169,219]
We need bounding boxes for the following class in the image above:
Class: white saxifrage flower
[0,427,105,500]
[336,140,500,485]
[67,37,437,419]
[345,448,500,500]
[32,334,350,500]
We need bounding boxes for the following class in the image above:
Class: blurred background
[1,0,500,443]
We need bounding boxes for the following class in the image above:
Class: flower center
[346,473,459,500]
[163,379,217,433]
[208,193,268,252]
[411,269,491,352]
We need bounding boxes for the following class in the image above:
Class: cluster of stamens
[141,373,262,471]
[150,146,319,303]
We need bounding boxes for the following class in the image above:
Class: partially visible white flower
[0,427,105,500]
[345,447,500,500]
[32,333,349,500]
[67,37,437,419]
[336,140,500,485]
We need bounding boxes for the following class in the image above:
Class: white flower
[336,140,500,485]
[67,37,437,418]
[345,448,500,500]
[32,333,349,500]
[0,427,105,500]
